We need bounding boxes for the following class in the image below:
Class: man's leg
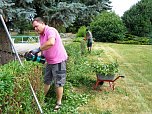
[44,64,52,96]
[87,41,90,52]
[88,47,91,53]
[54,61,66,111]
[56,86,63,104]
[44,84,50,96]
[88,47,89,52]
[89,47,91,52]
[89,42,92,53]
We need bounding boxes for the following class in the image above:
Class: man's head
[32,17,45,34]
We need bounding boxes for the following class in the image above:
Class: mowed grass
[78,42,152,114]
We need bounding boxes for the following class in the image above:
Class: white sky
[111,0,141,16]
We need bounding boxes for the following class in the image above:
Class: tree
[0,0,36,33]
[0,0,112,33]
[72,0,112,32]
[37,0,112,32]
[0,0,36,21]
[90,11,126,42]
[122,0,152,37]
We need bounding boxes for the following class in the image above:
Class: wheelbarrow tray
[96,74,114,80]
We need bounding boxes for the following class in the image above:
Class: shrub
[122,0,152,37]
[57,25,66,33]
[73,37,84,42]
[65,42,94,87]
[90,11,126,42]
[117,33,151,45]
[0,60,91,113]
[91,61,119,76]
[0,72,14,112]
[0,61,44,113]
[76,26,87,37]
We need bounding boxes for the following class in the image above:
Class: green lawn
[78,42,152,114]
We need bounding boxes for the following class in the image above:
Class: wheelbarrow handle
[113,75,125,82]
[119,75,125,78]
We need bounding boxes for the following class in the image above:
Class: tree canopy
[122,0,152,37]
[0,0,36,21]
[90,11,126,42]
[0,0,112,32]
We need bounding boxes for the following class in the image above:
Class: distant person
[31,17,68,111]
[86,29,93,53]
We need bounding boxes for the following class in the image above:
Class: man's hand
[30,47,41,55]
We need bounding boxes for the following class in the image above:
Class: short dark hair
[32,17,45,24]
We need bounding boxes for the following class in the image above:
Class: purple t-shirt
[40,26,68,64]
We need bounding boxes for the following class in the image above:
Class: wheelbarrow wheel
[99,81,104,85]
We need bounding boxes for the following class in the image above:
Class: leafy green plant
[91,61,119,76]
[90,11,126,42]
[72,37,87,55]
[65,42,94,87]
[43,81,90,113]
[117,33,151,45]
[76,26,87,37]
[0,72,14,112]
[0,41,93,113]
[73,37,84,42]
[122,0,152,37]
[0,61,44,113]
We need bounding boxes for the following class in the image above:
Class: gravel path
[14,43,40,55]
[13,37,73,55]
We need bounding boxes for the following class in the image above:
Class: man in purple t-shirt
[31,17,68,111]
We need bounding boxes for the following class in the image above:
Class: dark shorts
[87,39,92,47]
[44,61,66,87]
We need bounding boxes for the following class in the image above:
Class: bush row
[0,61,44,113]
[0,41,93,113]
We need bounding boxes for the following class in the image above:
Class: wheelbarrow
[93,75,125,90]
